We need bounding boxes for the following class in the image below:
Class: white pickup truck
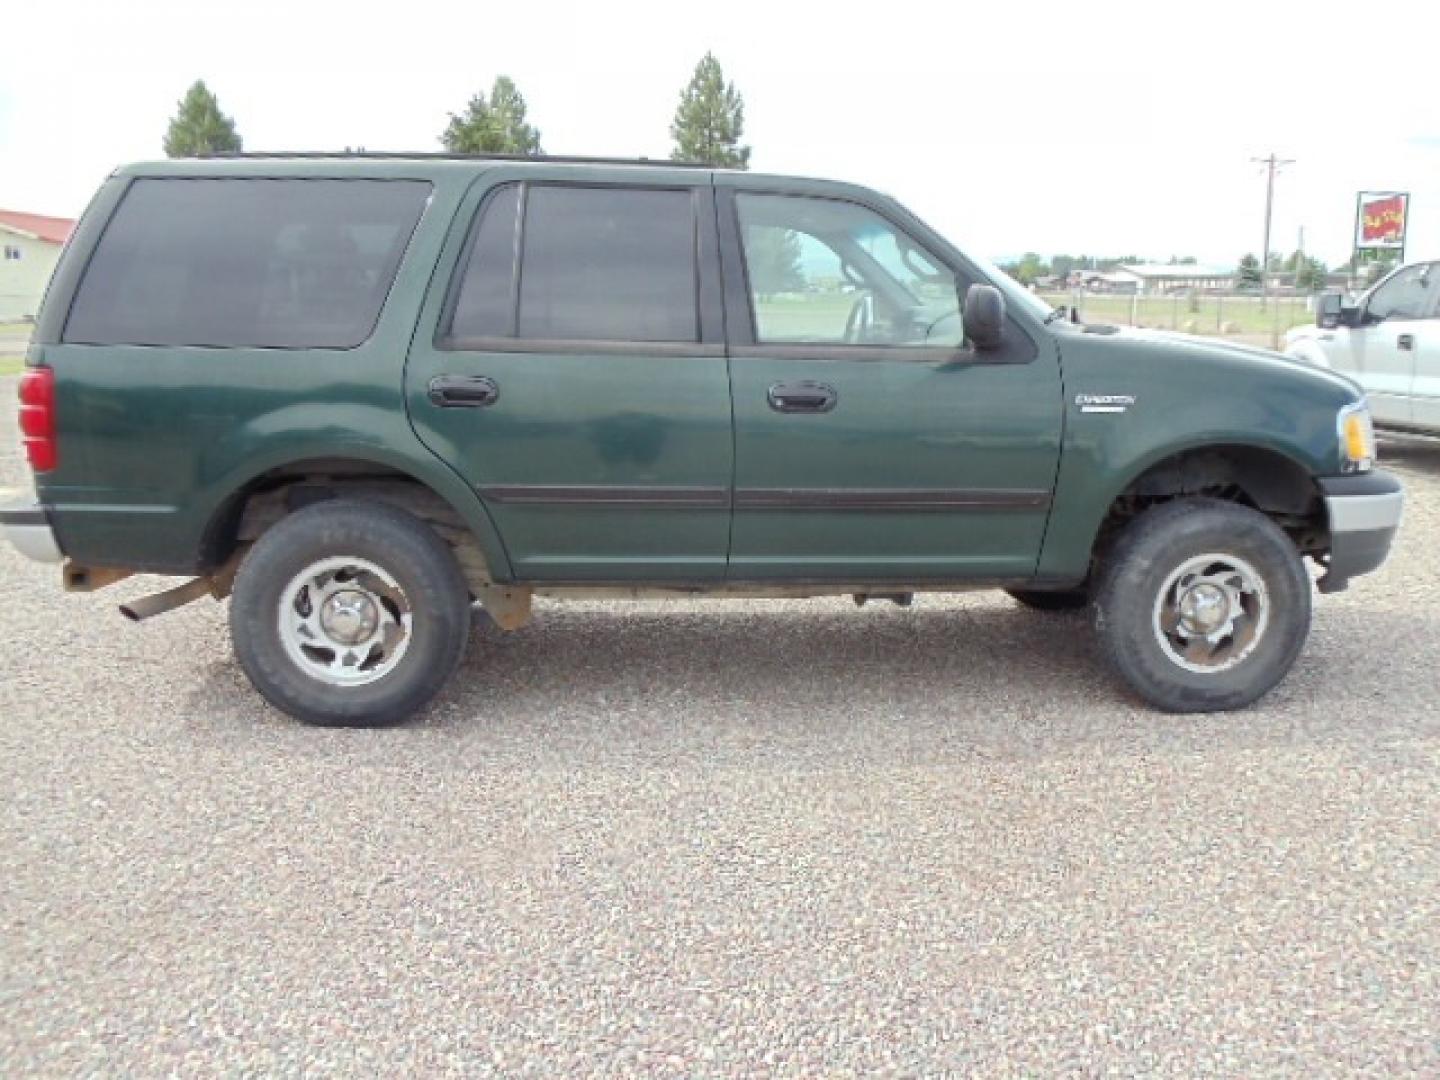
[1285,260,1440,433]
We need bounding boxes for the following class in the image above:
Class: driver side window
[1367,263,1439,322]
[736,193,963,348]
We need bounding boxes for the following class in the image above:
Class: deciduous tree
[1296,256,1328,291]
[1237,253,1263,288]
[1050,254,1078,281]
[1003,252,1050,285]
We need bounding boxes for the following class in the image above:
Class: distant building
[1070,270,1142,294]
[1103,263,1238,295]
[1266,270,1357,293]
[0,210,76,321]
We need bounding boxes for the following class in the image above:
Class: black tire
[1007,587,1089,611]
[229,499,471,727]
[1093,498,1311,713]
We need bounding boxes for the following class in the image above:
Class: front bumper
[1317,471,1404,593]
[0,499,63,564]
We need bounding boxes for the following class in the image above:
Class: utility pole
[1297,224,1305,290]
[1252,153,1295,309]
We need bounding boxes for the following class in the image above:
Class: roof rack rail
[196,150,713,169]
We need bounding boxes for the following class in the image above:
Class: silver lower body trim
[1325,489,1404,534]
[1319,476,1404,593]
[1,500,64,564]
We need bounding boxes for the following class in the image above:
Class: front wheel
[1093,498,1312,712]
[230,499,471,726]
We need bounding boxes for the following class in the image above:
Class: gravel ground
[2,374,1437,1075]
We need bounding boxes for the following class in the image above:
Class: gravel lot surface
[2,373,1437,1075]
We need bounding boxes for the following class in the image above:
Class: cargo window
[63,177,431,349]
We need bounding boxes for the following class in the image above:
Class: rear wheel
[1093,498,1311,712]
[230,500,470,726]
[1006,587,1088,612]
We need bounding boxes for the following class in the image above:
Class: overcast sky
[3,0,1436,266]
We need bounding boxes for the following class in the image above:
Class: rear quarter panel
[29,162,513,578]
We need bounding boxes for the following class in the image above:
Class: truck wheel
[229,500,470,727]
[1093,498,1311,712]
[1006,588,1088,611]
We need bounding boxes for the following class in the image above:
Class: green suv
[2,154,1403,725]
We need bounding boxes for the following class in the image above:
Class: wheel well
[1090,445,1327,575]
[200,458,493,590]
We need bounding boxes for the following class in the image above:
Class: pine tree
[163,80,242,158]
[670,53,751,168]
[442,76,543,155]
[747,228,805,297]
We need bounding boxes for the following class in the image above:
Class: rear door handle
[429,375,499,408]
[1398,333,1416,352]
[767,381,837,414]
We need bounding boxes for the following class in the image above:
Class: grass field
[753,294,856,340]
[760,290,1315,347]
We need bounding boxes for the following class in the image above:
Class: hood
[1060,323,1362,401]
[1101,325,1283,363]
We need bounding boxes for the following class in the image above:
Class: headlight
[1338,401,1376,473]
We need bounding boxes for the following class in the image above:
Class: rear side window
[64,177,431,349]
[445,184,698,345]
[448,184,519,339]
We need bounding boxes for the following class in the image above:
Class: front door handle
[1398,333,1416,352]
[429,375,499,408]
[767,381,837,414]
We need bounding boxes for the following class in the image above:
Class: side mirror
[1317,292,1343,329]
[964,284,1006,349]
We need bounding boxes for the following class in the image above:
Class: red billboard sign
[1355,192,1409,249]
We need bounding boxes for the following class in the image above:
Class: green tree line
[161,70,1347,297]
[161,54,751,167]
[1005,250,1333,291]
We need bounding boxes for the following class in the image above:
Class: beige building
[0,210,75,321]
[1107,263,1238,296]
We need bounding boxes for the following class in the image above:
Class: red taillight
[18,366,57,473]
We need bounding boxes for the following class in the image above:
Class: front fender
[1037,329,1354,581]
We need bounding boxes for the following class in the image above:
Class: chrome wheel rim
[1152,553,1270,674]
[278,557,412,686]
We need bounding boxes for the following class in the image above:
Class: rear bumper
[1318,471,1403,593]
[0,499,63,564]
